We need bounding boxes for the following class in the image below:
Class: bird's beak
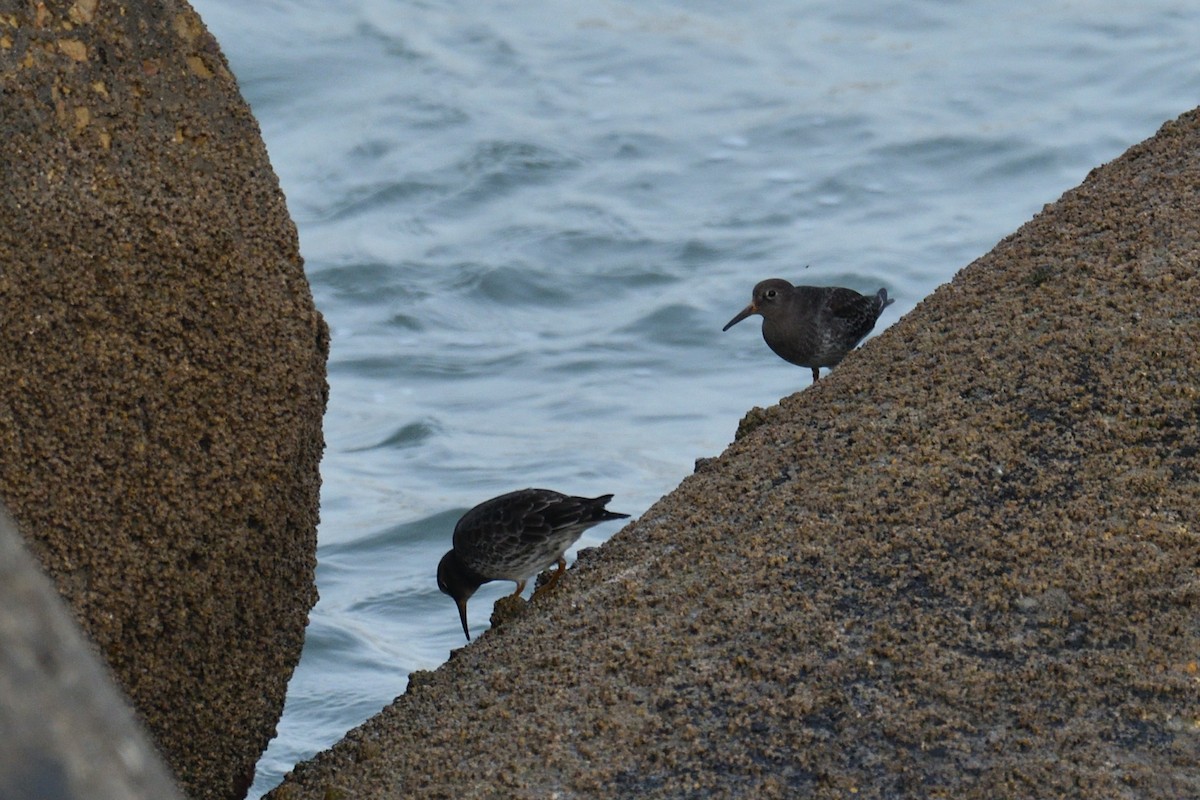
[722,302,757,331]
[456,597,471,640]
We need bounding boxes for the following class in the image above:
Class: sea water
[187,1,1200,794]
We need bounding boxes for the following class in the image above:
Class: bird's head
[723,278,794,330]
[437,550,485,640]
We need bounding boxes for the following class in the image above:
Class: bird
[722,278,894,382]
[436,488,630,640]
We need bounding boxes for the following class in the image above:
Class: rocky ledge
[269,109,1200,799]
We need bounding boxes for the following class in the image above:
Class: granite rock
[0,509,185,800]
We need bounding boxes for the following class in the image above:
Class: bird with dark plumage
[722,278,894,382]
[436,488,630,640]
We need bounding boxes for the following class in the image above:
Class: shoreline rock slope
[0,3,328,798]
[268,111,1200,798]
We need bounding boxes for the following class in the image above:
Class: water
[186,1,1200,794]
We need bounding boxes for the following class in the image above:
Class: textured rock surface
[0,509,185,800]
[267,107,1200,799]
[0,3,327,799]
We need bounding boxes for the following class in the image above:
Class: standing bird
[722,278,894,382]
[436,488,630,640]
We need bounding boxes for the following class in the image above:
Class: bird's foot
[531,558,568,600]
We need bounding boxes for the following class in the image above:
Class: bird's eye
[765,289,777,299]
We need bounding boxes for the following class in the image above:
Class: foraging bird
[722,278,894,381]
[436,488,630,640]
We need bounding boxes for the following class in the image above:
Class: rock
[489,593,529,631]
[269,107,1200,799]
[0,509,185,800]
[0,4,327,799]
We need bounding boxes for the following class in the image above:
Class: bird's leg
[531,557,568,600]
[545,556,567,590]
[811,367,821,382]
[508,579,526,598]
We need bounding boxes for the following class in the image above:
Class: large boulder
[0,2,327,799]
[267,110,1200,798]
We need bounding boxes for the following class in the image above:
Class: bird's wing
[826,288,871,318]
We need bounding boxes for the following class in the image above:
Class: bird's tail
[876,288,895,310]
[589,494,631,523]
